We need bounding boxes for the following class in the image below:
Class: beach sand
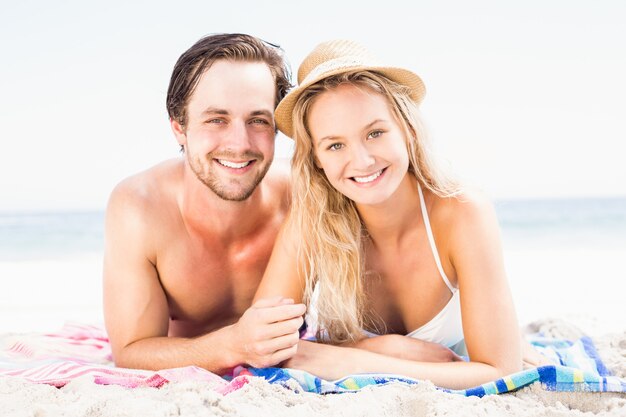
[1,246,625,415]
[0,322,624,417]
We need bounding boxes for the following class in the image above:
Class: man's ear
[170,118,187,147]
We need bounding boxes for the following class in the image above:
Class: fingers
[270,343,299,367]
[235,297,306,368]
[263,315,304,339]
[253,296,292,308]
[246,332,301,368]
[246,315,303,351]
[254,302,307,324]
[266,331,301,355]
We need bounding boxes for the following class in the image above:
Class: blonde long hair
[288,70,460,344]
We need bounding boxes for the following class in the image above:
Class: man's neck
[178,166,266,241]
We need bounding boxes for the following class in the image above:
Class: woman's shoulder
[427,186,503,276]
[428,186,499,236]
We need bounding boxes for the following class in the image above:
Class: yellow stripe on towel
[504,376,516,391]
[342,378,360,390]
[573,369,584,383]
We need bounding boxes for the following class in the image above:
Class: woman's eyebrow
[361,119,387,131]
[317,135,340,148]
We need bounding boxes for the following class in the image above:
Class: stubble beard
[188,151,272,201]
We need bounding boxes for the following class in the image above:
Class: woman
[256,40,538,390]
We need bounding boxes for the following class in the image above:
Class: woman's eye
[328,143,343,151]
[368,130,383,139]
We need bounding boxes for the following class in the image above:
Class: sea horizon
[2,195,625,260]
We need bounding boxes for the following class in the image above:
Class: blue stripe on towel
[581,336,610,376]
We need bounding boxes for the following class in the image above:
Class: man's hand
[229,296,306,368]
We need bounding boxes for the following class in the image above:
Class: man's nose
[223,120,252,153]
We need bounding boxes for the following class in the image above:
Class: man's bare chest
[155,229,277,335]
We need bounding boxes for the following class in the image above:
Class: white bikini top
[304,183,465,350]
[403,183,464,348]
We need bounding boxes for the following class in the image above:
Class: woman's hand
[281,340,357,380]
[521,338,554,369]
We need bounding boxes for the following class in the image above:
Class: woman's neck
[356,173,424,248]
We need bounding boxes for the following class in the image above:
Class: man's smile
[216,159,254,169]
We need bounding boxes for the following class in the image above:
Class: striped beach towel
[239,334,626,395]
[1,323,624,396]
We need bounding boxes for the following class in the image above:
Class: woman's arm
[284,340,505,390]
[448,190,522,376]
[254,221,307,304]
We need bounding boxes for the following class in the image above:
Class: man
[103,34,305,374]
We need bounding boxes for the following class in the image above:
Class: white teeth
[217,159,251,169]
[353,170,383,183]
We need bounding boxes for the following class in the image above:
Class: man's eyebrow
[250,109,274,118]
[201,109,274,118]
[202,108,229,115]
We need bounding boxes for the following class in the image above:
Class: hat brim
[275,64,425,139]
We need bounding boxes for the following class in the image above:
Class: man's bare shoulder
[107,158,183,220]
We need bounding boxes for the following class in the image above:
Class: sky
[1,0,625,212]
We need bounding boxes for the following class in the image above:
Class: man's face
[174,60,276,201]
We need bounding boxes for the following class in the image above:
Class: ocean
[1,197,625,261]
[495,197,626,249]
[1,197,625,334]
[0,211,105,262]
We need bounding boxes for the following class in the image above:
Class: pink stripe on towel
[0,322,249,394]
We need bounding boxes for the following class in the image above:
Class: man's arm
[102,181,305,372]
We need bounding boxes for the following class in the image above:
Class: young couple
[103,34,545,390]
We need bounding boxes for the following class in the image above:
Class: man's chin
[214,189,255,202]
[206,178,262,202]
[191,161,270,202]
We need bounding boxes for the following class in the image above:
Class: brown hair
[166,33,291,128]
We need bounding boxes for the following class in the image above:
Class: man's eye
[251,118,270,125]
[207,118,225,124]
[328,143,343,151]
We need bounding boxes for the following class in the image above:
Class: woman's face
[308,83,410,206]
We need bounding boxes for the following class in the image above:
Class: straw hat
[275,39,426,138]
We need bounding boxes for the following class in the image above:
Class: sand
[0,319,624,417]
